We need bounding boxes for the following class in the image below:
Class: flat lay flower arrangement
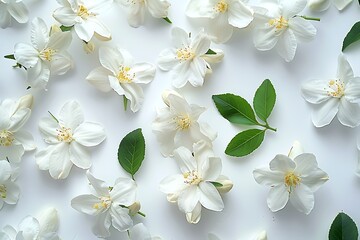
[1,0,360,239]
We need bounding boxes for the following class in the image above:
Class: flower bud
[215,175,233,194]
[12,94,33,117]
[201,49,224,64]
[50,25,62,35]
[255,230,267,240]
[161,90,183,107]
[308,0,330,11]
[83,41,95,54]
[37,207,59,235]
[185,205,201,224]
[288,140,304,160]
[128,201,141,216]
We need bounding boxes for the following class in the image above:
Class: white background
[1,0,360,239]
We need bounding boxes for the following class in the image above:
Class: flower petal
[122,83,144,113]
[8,108,30,132]
[157,48,179,71]
[337,54,354,83]
[109,75,126,96]
[198,182,224,211]
[294,153,318,175]
[289,17,316,42]
[50,52,73,76]
[147,0,170,18]
[191,30,211,56]
[269,154,295,172]
[337,97,360,127]
[0,145,24,163]
[92,212,111,238]
[276,29,297,62]
[186,0,216,18]
[14,43,39,68]
[37,207,59,236]
[59,100,84,130]
[27,61,51,89]
[30,17,49,50]
[207,14,234,44]
[131,63,156,84]
[87,17,111,40]
[99,46,123,75]
[301,79,331,104]
[267,184,289,212]
[174,146,196,173]
[111,177,137,206]
[160,174,187,194]
[86,67,113,92]
[126,2,145,28]
[53,7,77,26]
[253,168,284,186]
[3,180,20,205]
[0,7,11,28]
[228,1,254,28]
[73,122,106,147]
[289,184,314,214]
[188,57,207,87]
[0,161,11,182]
[345,77,360,103]
[301,168,329,192]
[48,143,73,179]
[178,185,200,213]
[199,122,217,141]
[74,21,94,42]
[130,223,151,240]
[186,202,202,224]
[311,98,339,127]
[171,27,190,48]
[7,1,28,23]
[86,171,110,196]
[18,216,40,239]
[253,25,278,51]
[14,130,35,151]
[332,0,353,10]
[69,142,91,169]
[38,117,60,144]
[109,204,133,232]
[282,0,307,18]
[71,194,102,215]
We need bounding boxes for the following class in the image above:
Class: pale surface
[1,1,360,239]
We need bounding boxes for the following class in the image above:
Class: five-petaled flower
[158,27,224,88]
[160,141,229,224]
[14,17,73,90]
[35,100,106,179]
[116,0,171,28]
[0,0,28,28]
[53,0,112,42]
[301,54,360,128]
[0,160,20,210]
[252,0,316,62]
[253,141,329,214]
[186,0,254,43]
[71,171,138,238]
[86,46,156,113]
[152,90,217,157]
[0,95,35,163]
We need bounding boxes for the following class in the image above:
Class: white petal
[71,194,103,215]
[109,204,133,232]
[37,208,59,236]
[198,182,224,211]
[27,61,51,89]
[92,212,111,238]
[276,29,297,62]
[147,0,170,18]
[0,160,11,182]
[199,122,217,141]
[86,67,113,92]
[228,0,254,28]
[282,0,307,18]
[159,174,187,194]
[301,168,329,192]
[131,63,156,84]
[301,79,331,104]
[208,233,221,240]
[126,2,145,28]
[130,223,151,240]
[31,17,49,50]
[1,225,17,239]
[52,7,77,26]
[171,27,190,48]
[18,216,40,239]
[191,30,211,56]
[69,142,91,169]
[186,202,202,224]
[289,184,314,214]
[267,184,289,212]
[59,100,84,130]
[337,54,354,83]
[308,0,331,11]
[122,83,144,113]
[288,141,304,160]
[311,98,339,127]
[207,14,234,44]
[337,97,360,127]
[14,131,35,151]
[0,6,11,28]
[174,146,196,173]
[8,108,30,132]
[109,75,126,96]
[178,185,200,213]
[186,0,216,18]
[171,62,191,88]
[73,122,106,147]
[269,154,295,172]
[87,17,111,40]
[294,153,318,175]
[3,180,20,205]
[38,117,59,144]
[0,145,24,163]
[289,17,316,42]
[253,25,278,51]
[110,177,137,206]
[188,58,207,87]
[48,143,72,179]
[345,77,360,103]
[74,21,94,42]
[99,46,123,75]
[50,52,73,76]
[157,48,178,71]
[332,0,353,10]
[86,171,110,196]
[201,157,222,182]
[14,43,39,68]
[253,168,284,186]
[7,1,28,23]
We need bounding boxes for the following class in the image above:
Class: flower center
[183,170,202,185]
[214,0,228,13]
[176,47,195,62]
[117,66,134,83]
[175,115,191,130]
[0,184,6,199]
[0,130,14,147]
[284,171,301,192]
[39,48,56,61]
[77,5,94,19]
[269,16,288,31]
[93,196,112,210]
[56,126,73,143]
[327,79,345,98]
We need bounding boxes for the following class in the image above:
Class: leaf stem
[48,111,59,123]
[298,15,320,21]
[258,123,277,132]
[137,211,146,217]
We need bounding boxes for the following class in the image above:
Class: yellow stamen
[284,171,301,193]
[0,130,14,147]
[117,66,134,83]
[93,196,112,210]
[175,115,191,130]
[327,79,345,98]
[183,170,202,185]
[0,184,6,199]
[56,126,73,143]
[176,47,195,62]
[39,48,56,61]
[77,5,94,20]
[269,16,289,31]
[214,0,228,13]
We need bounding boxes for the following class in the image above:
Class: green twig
[298,15,320,21]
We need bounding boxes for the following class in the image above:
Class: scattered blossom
[0,0,28,28]
[186,0,254,43]
[152,90,217,157]
[14,17,73,90]
[35,100,106,179]
[158,27,224,88]
[53,0,112,42]
[0,160,20,210]
[86,46,156,112]
[252,0,316,62]
[160,141,230,224]
[71,171,137,238]
[116,0,171,27]
[301,54,360,127]
[308,0,352,11]
[253,141,329,214]
[129,223,162,240]
[0,95,35,163]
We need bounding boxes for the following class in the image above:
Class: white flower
[308,0,352,11]
[14,17,73,90]
[252,0,316,62]
[0,95,35,163]
[35,100,106,179]
[0,225,17,240]
[0,160,20,210]
[86,46,156,113]
[53,0,112,42]
[71,171,137,238]
[129,223,162,240]
[253,141,329,214]
[0,0,28,28]
[186,0,254,43]
[158,27,223,88]
[301,54,360,128]
[152,90,217,157]
[160,141,226,223]
[116,0,170,28]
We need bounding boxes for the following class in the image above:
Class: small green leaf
[4,54,15,60]
[211,182,223,187]
[206,49,217,55]
[342,21,360,51]
[225,129,265,157]
[163,17,172,24]
[329,212,358,240]
[60,25,73,32]
[118,128,146,179]
[253,79,276,122]
[212,94,259,125]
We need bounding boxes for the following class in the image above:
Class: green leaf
[60,25,73,32]
[211,182,223,187]
[206,49,216,55]
[225,129,265,157]
[342,21,360,51]
[329,212,358,240]
[4,54,15,60]
[253,79,276,122]
[118,128,146,179]
[212,94,259,125]
[163,17,172,24]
